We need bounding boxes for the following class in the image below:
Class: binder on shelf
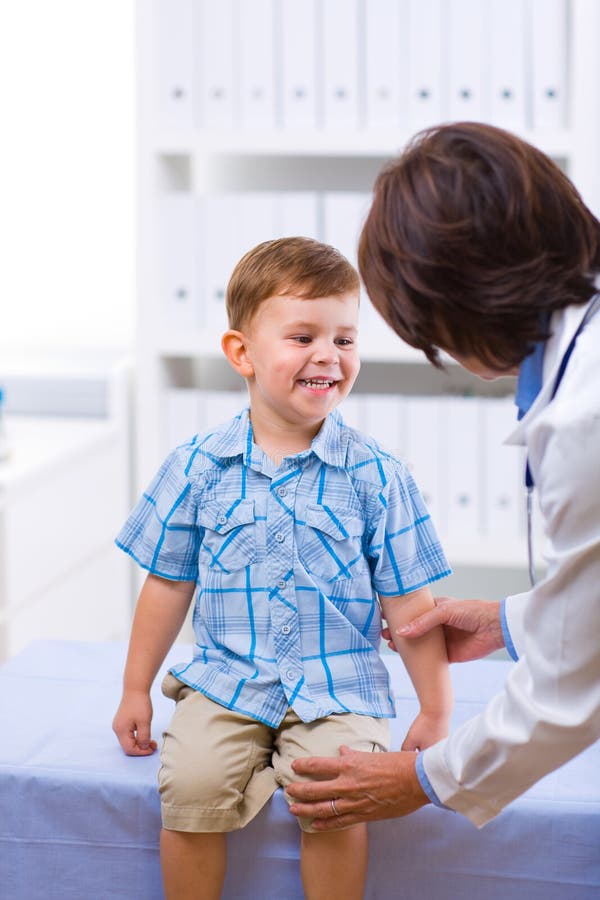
[529,0,568,130]
[200,194,241,333]
[441,396,483,540]
[159,194,201,331]
[338,395,363,431]
[322,192,374,333]
[447,0,488,123]
[362,393,408,460]
[201,390,247,431]
[239,0,276,129]
[481,397,523,539]
[364,0,407,130]
[199,0,236,129]
[155,0,196,130]
[489,0,527,131]
[278,192,320,240]
[321,0,360,130]
[407,0,445,128]
[280,0,318,129]
[164,388,203,452]
[238,193,280,257]
[404,396,445,535]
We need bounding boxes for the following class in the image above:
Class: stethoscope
[525,295,600,587]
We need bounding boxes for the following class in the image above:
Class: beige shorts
[159,673,390,834]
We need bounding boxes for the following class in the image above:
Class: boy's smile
[236,290,360,453]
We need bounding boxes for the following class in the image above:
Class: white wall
[0,1,135,353]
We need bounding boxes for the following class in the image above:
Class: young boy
[113,237,453,900]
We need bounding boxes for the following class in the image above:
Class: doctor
[287,122,600,829]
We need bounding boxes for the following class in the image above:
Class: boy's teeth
[303,379,333,387]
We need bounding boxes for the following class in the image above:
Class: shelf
[137,0,600,579]
[151,127,578,161]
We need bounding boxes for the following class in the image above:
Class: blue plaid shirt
[116,408,450,727]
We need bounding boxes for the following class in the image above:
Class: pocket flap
[304,504,365,541]
[197,498,256,534]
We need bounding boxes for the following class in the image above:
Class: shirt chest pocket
[298,504,368,583]
[197,499,258,573]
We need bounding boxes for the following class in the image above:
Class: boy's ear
[221,330,254,378]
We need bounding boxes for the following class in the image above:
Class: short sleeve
[368,460,451,595]
[115,448,200,582]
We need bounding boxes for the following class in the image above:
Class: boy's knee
[159,754,232,809]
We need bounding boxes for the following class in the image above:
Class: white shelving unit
[135,0,600,591]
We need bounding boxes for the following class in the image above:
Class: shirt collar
[514,313,551,420]
[200,406,348,468]
[200,406,251,460]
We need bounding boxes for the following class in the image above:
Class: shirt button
[217,515,227,525]
[286,669,296,681]
[277,486,287,497]
[277,580,286,589]
[281,625,291,635]
[274,532,285,542]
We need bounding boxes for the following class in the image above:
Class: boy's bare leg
[300,824,368,900]
[160,829,226,900]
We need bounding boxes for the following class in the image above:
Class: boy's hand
[400,710,450,752]
[112,690,158,756]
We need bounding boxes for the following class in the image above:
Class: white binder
[164,388,203,452]
[278,192,320,239]
[364,0,408,130]
[238,192,280,257]
[159,194,201,331]
[489,0,527,130]
[338,395,363,431]
[201,390,247,431]
[321,0,360,130]
[530,0,568,129]
[407,0,445,128]
[447,0,488,123]
[239,0,276,129]
[322,192,370,268]
[362,393,408,459]
[280,0,318,129]
[322,192,373,332]
[405,396,445,535]
[482,397,523,538]
[199,0,236,128]
[200,194,241,333]
[155,0,196,130]
[442,396,483,540]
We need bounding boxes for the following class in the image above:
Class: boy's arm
[112,573,195,756]
[379,586,453,750]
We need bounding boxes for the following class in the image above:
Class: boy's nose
[311,340,338,364]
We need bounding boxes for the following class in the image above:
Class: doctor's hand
[383,596,504,663]
[112,690,158,756]
[287,747,430,831]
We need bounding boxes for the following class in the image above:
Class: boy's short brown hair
[358,122,600,370]
[226,236,359,331]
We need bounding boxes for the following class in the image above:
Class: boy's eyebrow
[286,321,358,332]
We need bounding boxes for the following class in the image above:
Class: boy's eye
[336,337,354,346]
[293,335,312,343]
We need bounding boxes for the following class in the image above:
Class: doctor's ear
[221,330,255,378]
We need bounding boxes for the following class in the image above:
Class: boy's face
[241,290,360,439]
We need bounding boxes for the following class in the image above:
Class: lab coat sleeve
[502,591,530,660]
[420,364,600,827]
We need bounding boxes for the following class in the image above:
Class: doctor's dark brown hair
[358,122,600,370]
[226,236,359,331]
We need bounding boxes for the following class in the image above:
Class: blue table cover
[0,640,598,899]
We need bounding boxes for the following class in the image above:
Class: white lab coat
[422,295,600,826]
